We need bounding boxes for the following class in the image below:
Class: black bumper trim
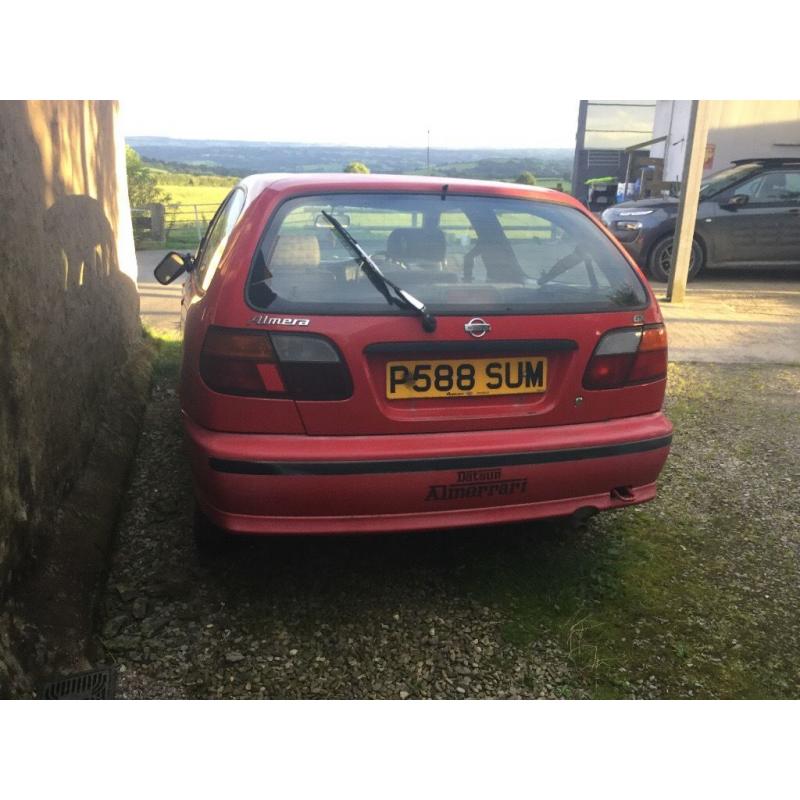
[209,434,672,476]
[364,339,578,356]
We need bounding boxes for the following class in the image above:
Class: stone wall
[0,101,141,694]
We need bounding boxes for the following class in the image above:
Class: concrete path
[136,251,800,363]
[653,270,800,364]
[137,250,182,336]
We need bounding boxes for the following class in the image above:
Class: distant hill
[126,137,573,183]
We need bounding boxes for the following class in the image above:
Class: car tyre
[647,236,704,283]
[193,503,231,558]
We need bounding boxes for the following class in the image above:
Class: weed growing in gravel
[144,327,182,384]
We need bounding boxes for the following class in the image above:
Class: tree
[344,161,370,174]
[126,146,171,207]
[515,171,537,185]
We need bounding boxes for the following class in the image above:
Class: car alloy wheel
[648,236,703,283]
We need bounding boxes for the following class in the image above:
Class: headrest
[386,228,446,264]
[270,235,321,269]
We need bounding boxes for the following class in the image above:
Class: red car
[155,174,672,552]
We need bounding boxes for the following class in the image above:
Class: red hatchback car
[155,174,672,551]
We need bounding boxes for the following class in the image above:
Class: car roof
[237,172,578,206]
[730,158,800,167]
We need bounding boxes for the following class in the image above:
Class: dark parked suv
[601,158,800,281]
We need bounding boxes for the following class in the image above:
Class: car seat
[386,228,446,270]
[268,234,336,299]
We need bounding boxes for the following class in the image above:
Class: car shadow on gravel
[209,519,565,588]
[198,516,600,632]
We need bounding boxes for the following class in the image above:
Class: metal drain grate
[40,667,117,700]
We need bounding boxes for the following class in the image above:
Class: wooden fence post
[666,100,709,304]
[193,205,202,242]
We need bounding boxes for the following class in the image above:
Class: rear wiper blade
[321,211,437,333]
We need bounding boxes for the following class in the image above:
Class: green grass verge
[456,363,800,698]
[143,326,183,384]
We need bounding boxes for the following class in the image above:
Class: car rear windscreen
[246,193,648,315]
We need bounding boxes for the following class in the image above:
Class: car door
[770,170,800,261]
[708,169,800,264]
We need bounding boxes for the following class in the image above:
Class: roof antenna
[427,129,431,174]
[441,183,449,201]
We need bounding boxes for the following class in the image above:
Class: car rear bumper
[184,411,672,535]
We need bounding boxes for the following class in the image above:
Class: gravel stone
[140,614,169,639]
[104,635,140,653]
[116,583,138,603]
[132,597,148,620]
[102,615,128,639]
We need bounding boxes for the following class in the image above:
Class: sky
[7,0,797,152]
[114,3,581,149]
[121,95,580,150]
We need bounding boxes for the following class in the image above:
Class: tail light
[199,327,352,400]
[583,324,667,390]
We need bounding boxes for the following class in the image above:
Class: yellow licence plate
[386,357,548,399]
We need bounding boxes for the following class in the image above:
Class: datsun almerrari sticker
[424,469,528,502]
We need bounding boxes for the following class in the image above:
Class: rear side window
[733,170,800,203]
[247,193,647,315]
[195,188,246,291]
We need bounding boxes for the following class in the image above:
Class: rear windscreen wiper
[321,211,437,333]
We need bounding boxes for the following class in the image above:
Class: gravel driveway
[96,344,800,699]
[97,344,582,699]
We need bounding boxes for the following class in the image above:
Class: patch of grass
[461,363,800,698]
[143,326,182,384]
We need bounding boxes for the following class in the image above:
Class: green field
[135,166,571,251]
[152,166,236,206]
[132,170,237,249]
[153,174,570,205]
[158,184,233,206]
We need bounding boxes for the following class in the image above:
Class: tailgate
[293,311,665,436]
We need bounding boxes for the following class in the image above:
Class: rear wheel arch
[692,231,710,268]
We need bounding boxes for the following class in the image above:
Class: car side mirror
[722,193,749,210]
[154,251,193,285]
